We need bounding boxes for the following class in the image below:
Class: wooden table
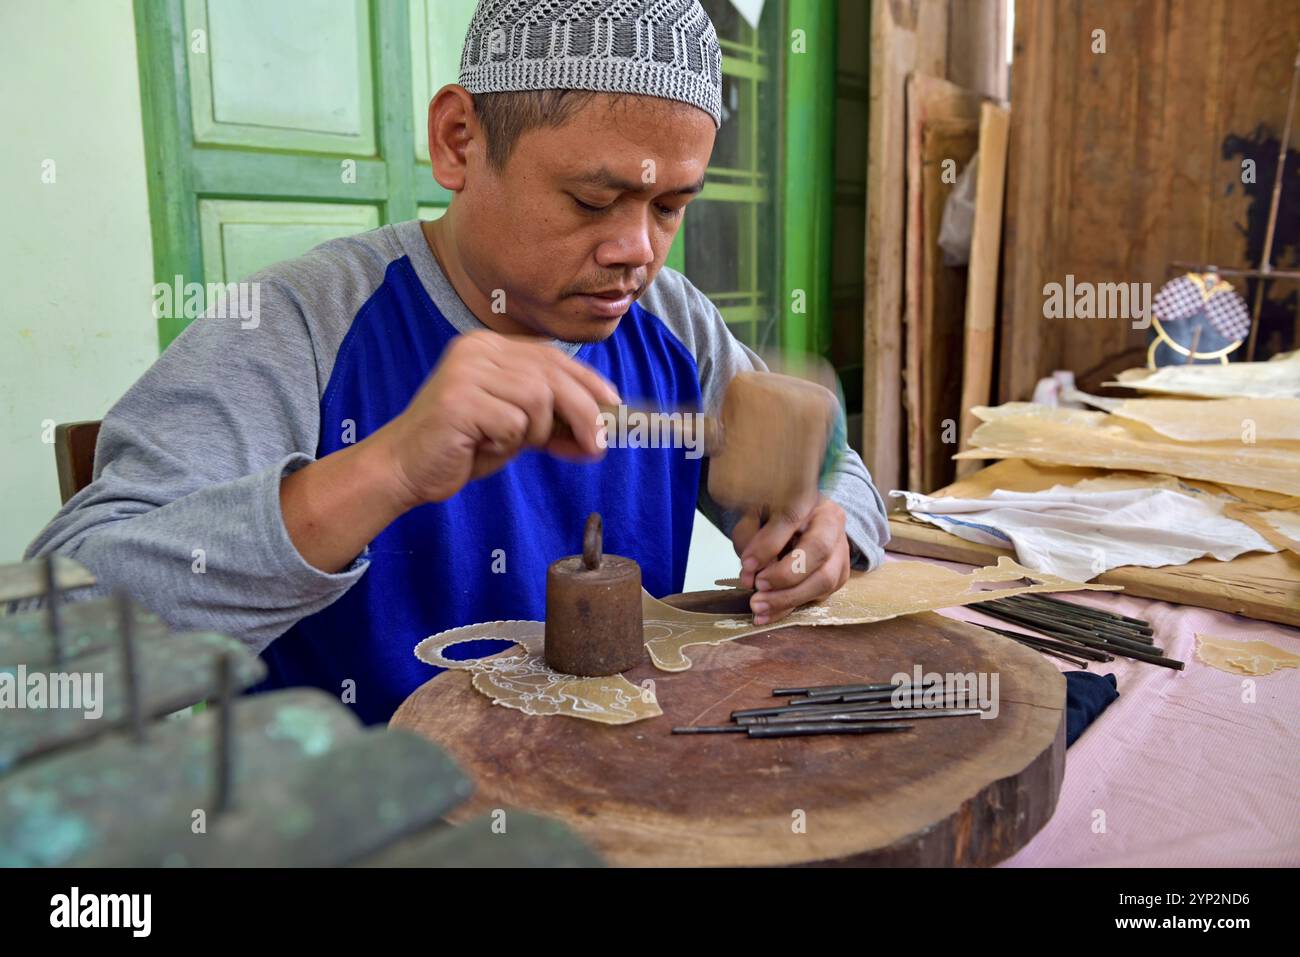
[391,606,1066,867]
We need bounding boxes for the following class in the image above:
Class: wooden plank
[998,0,1059,403]
[902,75,983,491]
[999,0,1300,401]
[392,608,1066,867]
[862,0,948,492]
[956,102,1011,477]
[861,2,915,492]
[886,458,1300,627]
[1203,2,1300,358]
[919,119,979,491]
[914,0,948,75]
[946,0,1009,100]
[54,421,102,505]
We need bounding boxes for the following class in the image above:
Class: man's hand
[375,330,619,507]
[281,330,619,573]
[732,496,852,626]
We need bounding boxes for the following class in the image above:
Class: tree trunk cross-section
[391,608,1065,867]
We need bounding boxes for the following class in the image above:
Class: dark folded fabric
[1065,671,1119,747]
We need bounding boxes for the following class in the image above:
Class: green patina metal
[0,596,169,668]
[1,629,266,771]
[74,729,474,867]
[0,555,95,604]
[359,811,605,868]
[266,703,339,757]
[0,690,363,866]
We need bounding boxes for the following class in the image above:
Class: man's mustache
[561,274,648,298]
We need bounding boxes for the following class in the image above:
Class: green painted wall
[0,0,159,561]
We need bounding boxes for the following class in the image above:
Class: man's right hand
[281,330,620,573]
[376,330,620,506]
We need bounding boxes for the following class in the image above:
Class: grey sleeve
[21,279,367,651]
[642,269,890,570]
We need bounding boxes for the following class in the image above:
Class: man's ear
[427,84,479,192]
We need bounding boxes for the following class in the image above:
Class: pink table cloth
[894,556,1299,867]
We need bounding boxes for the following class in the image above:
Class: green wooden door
[135,0,476,348]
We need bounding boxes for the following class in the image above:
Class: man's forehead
[538,91,714,147]
[563,165,707,195]
[505,92,714,187]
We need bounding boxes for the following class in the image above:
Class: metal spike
[43,555,63,664]
[747,721,914,738]
[117,590,146,744]
[671,725,747,734]
[213,653,236,816]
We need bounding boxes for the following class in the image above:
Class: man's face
[453,95,715,342]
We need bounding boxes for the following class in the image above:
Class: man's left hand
[731,496,852,626]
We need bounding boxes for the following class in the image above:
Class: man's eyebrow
[569,168,706,195]
[673,175,707,195]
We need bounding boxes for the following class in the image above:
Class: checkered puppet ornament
[1147,272,1250,368]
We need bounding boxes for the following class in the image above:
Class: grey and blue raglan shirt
[26,220,889,724]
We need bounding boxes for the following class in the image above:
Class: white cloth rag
[891,484,1278,582]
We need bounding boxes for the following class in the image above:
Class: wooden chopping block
[391,605,1067,867]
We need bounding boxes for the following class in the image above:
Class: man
[26,0,888,724]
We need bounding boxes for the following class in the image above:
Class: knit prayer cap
[458,0,723,128]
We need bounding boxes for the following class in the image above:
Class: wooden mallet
[555,370,844,514]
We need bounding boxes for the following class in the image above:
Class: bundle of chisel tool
[969,593,1184,671]
[671,682,984,738]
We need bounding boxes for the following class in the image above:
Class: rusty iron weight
[544,512,645,676]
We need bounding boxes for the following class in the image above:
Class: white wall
[0,0,158,561]
[683,511,741,591]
